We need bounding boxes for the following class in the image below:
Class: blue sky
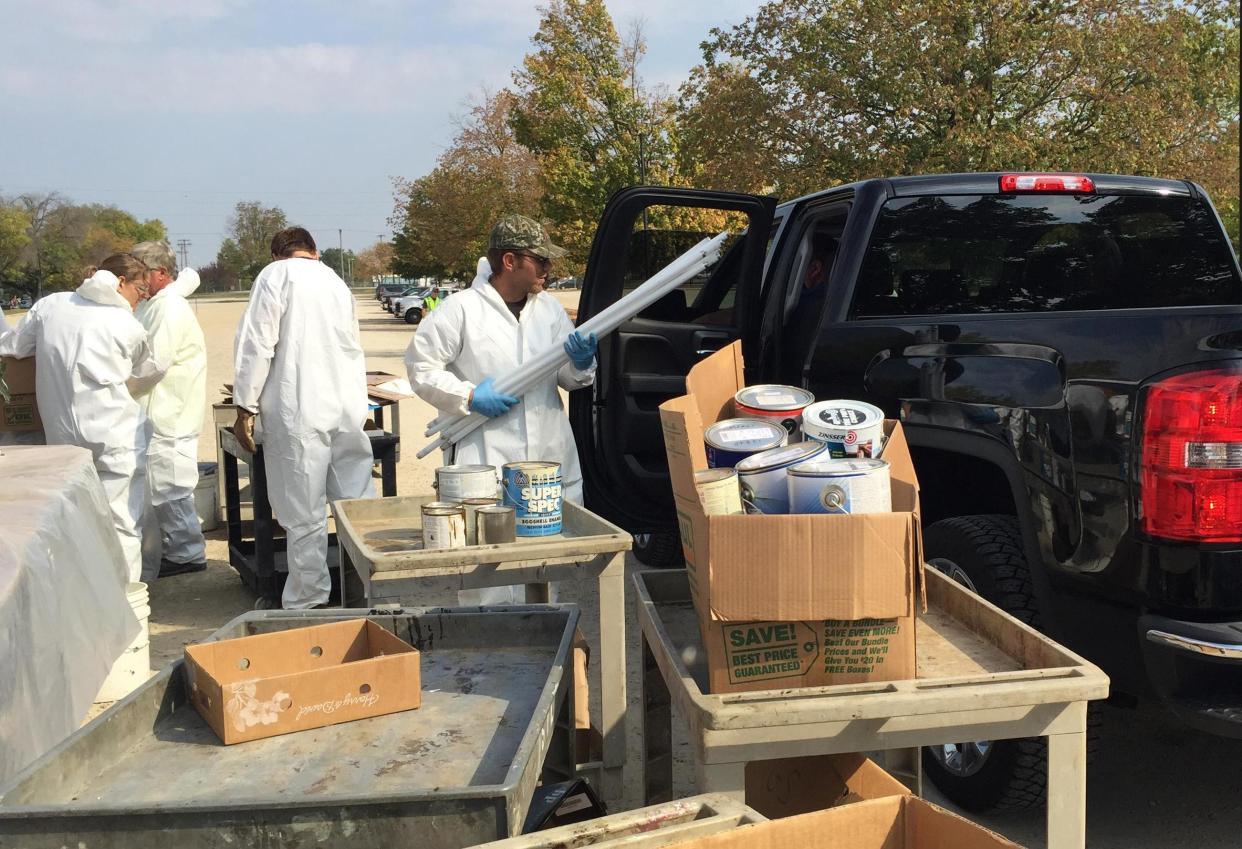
[0,0,758,267]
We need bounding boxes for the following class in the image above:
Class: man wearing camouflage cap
[405,215,596,603]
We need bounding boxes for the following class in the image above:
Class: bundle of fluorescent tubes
[416,230,731,459]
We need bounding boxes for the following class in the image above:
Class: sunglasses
[511,251,552,272]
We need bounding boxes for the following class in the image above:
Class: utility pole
[338,229,345,281]
[176,239,191,270]
[377,233,387,285]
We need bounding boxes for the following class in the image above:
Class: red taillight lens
[1140,368,1242,542]
[999,173,1096,193]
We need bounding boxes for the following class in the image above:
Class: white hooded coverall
[134,268,208,575]
[233,258,375,609]
[0,272,164,582]
[404,258,596,605]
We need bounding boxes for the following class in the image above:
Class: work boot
[158,558,207,578]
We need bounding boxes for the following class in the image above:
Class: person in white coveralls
[129,240,209,579]
[0,253,165,582]
[232,227,375,610]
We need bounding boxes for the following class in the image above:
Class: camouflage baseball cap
[489,214,567,259]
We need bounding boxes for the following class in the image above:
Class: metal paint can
[703,418,788,468]
[461,496,501,545]
[421,501,466,549]
[502,461,563,537]
[476,505,517,545]
[786,458,892,515]
[695,468,745,515]
[800,400,886,458]
[434,464,498,502]
[734,384,816,439]
[735,440,829,514]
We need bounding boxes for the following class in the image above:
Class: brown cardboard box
[660,795,1025,849]
[184,619,421,745]
[0,357,41,432]
[658,342,924,693]
[745,753,910,819]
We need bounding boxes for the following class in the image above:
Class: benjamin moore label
[822,618,901,676]
[722,621,821,684]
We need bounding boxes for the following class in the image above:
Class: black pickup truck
[569,174,1242,810]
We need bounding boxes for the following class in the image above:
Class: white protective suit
[0,272,165,581]
[233,258,375,609]
[134,268,208,576]
[404,258,596,605]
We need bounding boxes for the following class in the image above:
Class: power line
[176,239,191,269]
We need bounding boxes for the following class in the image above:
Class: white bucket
[96,582,152,703]
[195,461,218,532]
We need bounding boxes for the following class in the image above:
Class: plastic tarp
[0,445,139,784]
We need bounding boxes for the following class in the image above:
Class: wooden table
[636,568,1110,849]
[331,495,632,799]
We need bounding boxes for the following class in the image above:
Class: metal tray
[0,606,580,849]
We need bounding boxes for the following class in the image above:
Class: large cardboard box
[660,795,1025,849]
[184,619,421,745]
[659,342,923,693]
[745,753,910,819]
[0,357,41,432]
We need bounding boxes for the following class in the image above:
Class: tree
[678,0,1239,237]
[215,201,288,286]
[320,248,358,282]
[0,203,30,289]
[354,242,394,284]
[391,89,543,279]
[509,0,668,266]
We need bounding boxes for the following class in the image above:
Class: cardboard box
[184,619,421,745]
[0,357,41,432]
[659,795,1025,849]
[659,342,924,693]
[744,753,910,819]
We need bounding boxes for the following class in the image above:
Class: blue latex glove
[564,330,598,370]
[469,377,518,418]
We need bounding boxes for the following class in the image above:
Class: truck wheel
[921,514,1046,811]
[404,307,422,324]
[632,531,684,568]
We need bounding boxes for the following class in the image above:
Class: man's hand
[233,408,257,453]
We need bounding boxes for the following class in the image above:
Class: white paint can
[421,502,466,549]
[786,458,892,515]
[735,440,829,514]
[695,468,744,515]
[800,400,886,457]
[434,464,498,502]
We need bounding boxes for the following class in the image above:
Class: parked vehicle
[395,288,452,324]
[571,175,1242,812]
[376,282,405,302]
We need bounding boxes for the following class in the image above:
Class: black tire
[921,514,1047,811]
[632,531,684,568]
[404,307,423,325]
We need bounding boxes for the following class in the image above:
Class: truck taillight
[1140,368,1242,542]
[999,173,1095,193]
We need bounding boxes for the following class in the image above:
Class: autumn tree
[678,0,1239,242]
[216,201,288,285]
[354,241,394,284]
[509,0,672,265]
[391,89,543,279]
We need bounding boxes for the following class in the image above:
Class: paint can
[786,458,892,515]
[695,468,745,515]
[421,501,466,549]
[735,440,829,514]
[703,418,788,468]
[734,384,816,439]
[434,464,498,502]
[502,461,563,536]
[476,505,517,545]
[800,400,886,457]
[461,496,501,545]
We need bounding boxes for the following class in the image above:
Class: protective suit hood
[162,267,201,300]
[77,270,132,311]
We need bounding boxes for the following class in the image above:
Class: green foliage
[319,248,358,282]
[214,201,289,285]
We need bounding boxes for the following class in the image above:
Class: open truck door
[569,187,775,562]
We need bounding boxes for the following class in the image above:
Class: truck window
[850,194,1240,317]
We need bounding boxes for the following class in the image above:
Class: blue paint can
[735,440,829,514]
[703,418,788,469]
[502,461,563,536]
